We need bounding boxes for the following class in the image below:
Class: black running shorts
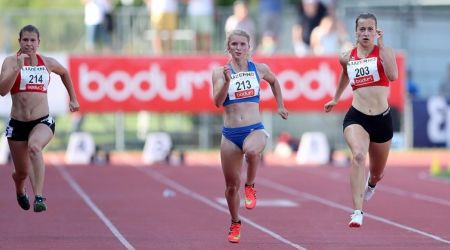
[343,106,393,143]
[5,115,56,141]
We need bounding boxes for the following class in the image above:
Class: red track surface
[1,153,450,249]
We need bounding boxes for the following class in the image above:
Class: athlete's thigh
[8,140,29,170]
[220,136,243,183]
[343,124,370,154]
[242,130,268,154]
[28,124,53,149]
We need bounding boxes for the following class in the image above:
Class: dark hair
[19,24,40,40]
[355,13,377,31]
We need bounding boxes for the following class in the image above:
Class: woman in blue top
[211,29,288,243]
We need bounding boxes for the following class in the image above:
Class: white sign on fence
[142,132,172,164]
[65,132,96,164]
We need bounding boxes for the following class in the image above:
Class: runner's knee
[352,152,366,166]
[27,142,43,158]
[225,185,240,197]
[13,171,28,181]
[245,150,261,162]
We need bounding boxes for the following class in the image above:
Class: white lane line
[302,169,450,207]
[56,166,135,250]
[380,185,450,207]
[418,171,450,184]
[136,166,306,250]
[259,178,450,245]
[216,198,298,207]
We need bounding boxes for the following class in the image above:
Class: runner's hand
[376,29,384,48]
[324,100,337,112]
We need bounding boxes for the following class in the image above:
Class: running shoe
[33,196,47,212]
[244,184,256,209]
[364,174,376,201]
[12,173,29,210]
[16,192,30,210]
[348,210,363,228]
[227,221,241,243]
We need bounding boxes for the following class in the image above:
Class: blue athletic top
[223,61,261,106]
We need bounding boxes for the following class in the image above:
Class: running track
[1,160,450,249]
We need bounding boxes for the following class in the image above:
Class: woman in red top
[0,25,79,212]
[324,13,398,227]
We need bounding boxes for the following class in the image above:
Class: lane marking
[136,166,306,250]
[56,166,135,250]
[418,171,450,184]
[302,169,450,207]
[216,198,298,207]
[259,178,450,244]
[381,185,450,207]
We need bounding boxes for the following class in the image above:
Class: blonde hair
[225,29,252,55]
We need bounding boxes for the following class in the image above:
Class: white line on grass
[259,178,450,245]
[56,166,135,250]
[136,166,307,250]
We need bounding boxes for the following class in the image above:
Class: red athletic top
[11,54,51,95]
[347,45,389,91]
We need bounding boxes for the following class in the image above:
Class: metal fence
[2,3,449,95]
[0,5,293,55]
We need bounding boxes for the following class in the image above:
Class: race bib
[347,57,380,86]
[228,71,259,100]
[20,65,50,92]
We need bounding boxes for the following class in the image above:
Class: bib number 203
[355,66,370,77]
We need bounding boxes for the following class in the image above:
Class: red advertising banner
[69,55,404,113]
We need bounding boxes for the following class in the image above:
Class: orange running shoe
[244,184,256,209]
[227,221,241,243]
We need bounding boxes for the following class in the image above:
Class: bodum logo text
[78,63,345,102]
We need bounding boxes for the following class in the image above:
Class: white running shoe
[364,174,376,201]
[364,185,376,201]
[348,210,363,228]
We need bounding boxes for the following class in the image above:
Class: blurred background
[0,0,450,160]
